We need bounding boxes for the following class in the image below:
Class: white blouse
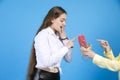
[34,27,72,72]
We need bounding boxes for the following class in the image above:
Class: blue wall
[0,0,120,80]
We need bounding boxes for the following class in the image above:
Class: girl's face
[51,13,66,33]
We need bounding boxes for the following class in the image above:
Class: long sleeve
[63,48,72,62]
[93,54,120,71]
[103,50,115,60]
[62,39,72,62]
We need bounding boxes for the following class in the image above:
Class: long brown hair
[27,6,67,80]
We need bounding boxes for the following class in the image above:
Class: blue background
[0,0,120,80]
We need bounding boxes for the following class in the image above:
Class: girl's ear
[51,18,55,23]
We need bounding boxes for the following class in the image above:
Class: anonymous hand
[80,47,95,58]
[97,39,111,52]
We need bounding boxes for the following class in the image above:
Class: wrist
[88,52,95,58]
[61,37,68,40]
[105,47,111,53]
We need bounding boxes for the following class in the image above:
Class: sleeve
[115,54,120,61]
[93,54,120,71]
[63,48,72,62]
[62,39,72,62]
[103,50,115,60]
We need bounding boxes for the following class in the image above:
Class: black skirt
[33,68,60,80]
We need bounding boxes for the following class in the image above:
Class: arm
[59,28,74,62]
[80,47,120,71]
[62,39,73,62]
[93,54,120,71]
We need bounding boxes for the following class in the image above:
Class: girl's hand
[59,27,67,39]
[65,40,74,49]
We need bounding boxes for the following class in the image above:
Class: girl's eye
[60,18,66,23]
[60,20,64,22]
